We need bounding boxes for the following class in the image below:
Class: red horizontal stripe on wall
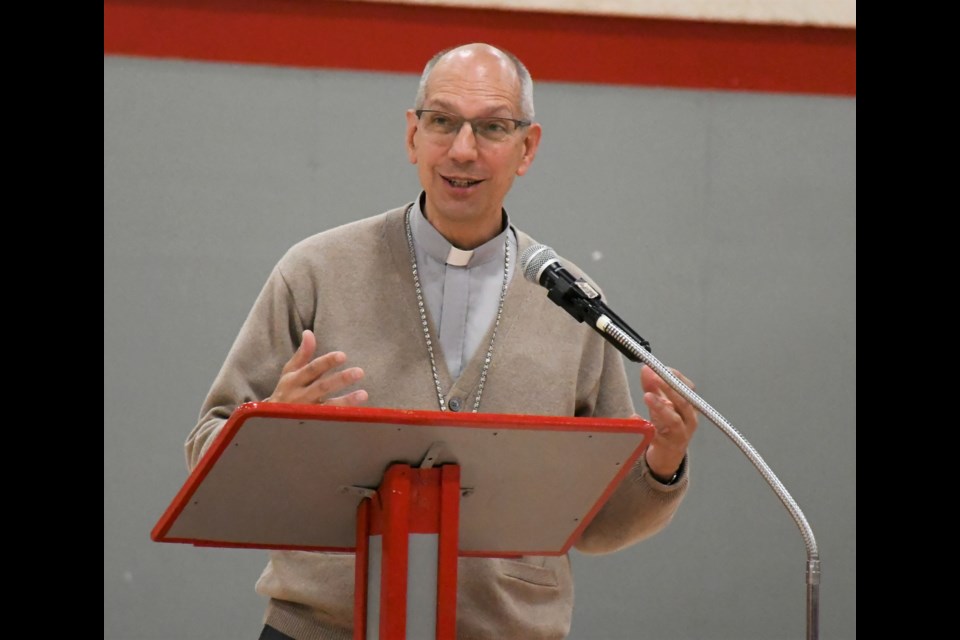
[103,0,855,96]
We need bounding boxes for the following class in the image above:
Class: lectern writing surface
[153,403,654,556]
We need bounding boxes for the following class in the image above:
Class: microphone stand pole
[595,314,821,640]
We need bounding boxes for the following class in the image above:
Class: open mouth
[443,176,483,188]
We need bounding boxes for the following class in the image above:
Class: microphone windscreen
[519,244,558,284]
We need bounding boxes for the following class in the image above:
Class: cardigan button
[448,398,462,412]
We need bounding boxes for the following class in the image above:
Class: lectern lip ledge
[237,401,655,435]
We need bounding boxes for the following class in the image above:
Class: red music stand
[152,403,654,639]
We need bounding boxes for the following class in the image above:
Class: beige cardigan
[186,205,688,640]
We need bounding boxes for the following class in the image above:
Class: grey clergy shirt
[408,193,517,381]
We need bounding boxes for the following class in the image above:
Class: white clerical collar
[445,246,474,267]
[409,193,510,267]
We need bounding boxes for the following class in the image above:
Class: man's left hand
[637,365,698,482]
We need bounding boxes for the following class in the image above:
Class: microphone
[519,244,651,360]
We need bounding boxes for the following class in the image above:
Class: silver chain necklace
[404,207,510,412]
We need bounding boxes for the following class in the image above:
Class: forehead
[423,51,522,115]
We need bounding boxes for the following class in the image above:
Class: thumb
[283,329,316,373]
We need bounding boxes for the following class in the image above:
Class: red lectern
[152,403,655,639]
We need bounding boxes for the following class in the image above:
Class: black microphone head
[520,244,559,285]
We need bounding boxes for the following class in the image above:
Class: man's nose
[448,121,479,162]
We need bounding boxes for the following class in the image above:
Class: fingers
[324,389,370,407]
[656,377,698,430]
[639,365,698,433]
[292,350,348,387]
[669,368,695,391]
[303,364,365,403]
[281,330,317,375]
[640,364,694,396]
[270,330,367,405]
[643,391,685,435]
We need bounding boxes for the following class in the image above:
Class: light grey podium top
[154,403,652,556]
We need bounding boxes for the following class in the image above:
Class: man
[187,43,697,640]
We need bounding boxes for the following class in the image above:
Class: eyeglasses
[415,109,531,143]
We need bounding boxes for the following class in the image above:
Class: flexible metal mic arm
[596,315,821,640]
[519,242,820,638]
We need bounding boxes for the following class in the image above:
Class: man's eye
[429,114,454,128]
[479,120,509,135]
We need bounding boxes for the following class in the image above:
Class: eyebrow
[424,100,516,118]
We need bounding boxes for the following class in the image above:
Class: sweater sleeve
[184,262,307,471]
[574,340,690,554]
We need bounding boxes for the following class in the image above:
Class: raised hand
[266,330,368,407]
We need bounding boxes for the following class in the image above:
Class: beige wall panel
[354,0,856,27]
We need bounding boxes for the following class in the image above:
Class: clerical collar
[410,193,511,267]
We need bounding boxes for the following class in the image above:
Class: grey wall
[104,56,855,639]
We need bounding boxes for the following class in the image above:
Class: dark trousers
[259,625,295,640]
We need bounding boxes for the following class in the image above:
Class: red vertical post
[358,463,460,639]
[379,465,412,639]
[436,465,460,639]
[353,498,371,640]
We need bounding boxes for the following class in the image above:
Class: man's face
[405,48,541,247]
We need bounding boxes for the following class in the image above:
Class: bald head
[414,44,535,120]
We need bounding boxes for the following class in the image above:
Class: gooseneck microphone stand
[521,245,820,640]
[597,316,820,640]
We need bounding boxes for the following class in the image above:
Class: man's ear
[405,109,420,164]
[515,122,542,177]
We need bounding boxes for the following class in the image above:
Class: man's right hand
[265,330,368,406]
